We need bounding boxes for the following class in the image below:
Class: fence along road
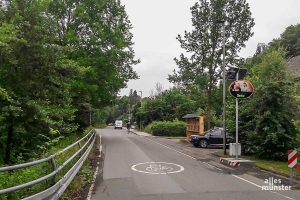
[0,129,96,200]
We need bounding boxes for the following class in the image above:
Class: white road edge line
[146,137,296,200]
[145,138,223,171]
[270,191,296,200]
[231,174,262,188]
[145,138,196,160]
[99,134,102,155]
[86,134,102,200]
[231,175,296,200]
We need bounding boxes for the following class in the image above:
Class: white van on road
[114,120,123,129]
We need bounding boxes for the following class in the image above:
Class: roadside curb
[129,130,137,135]
[217,155,300,189]
[130,129,152,137]
[220,157,240,167]
[219,157,256,168]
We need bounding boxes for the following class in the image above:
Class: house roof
[286,55,300,79]
[182,112,201,119]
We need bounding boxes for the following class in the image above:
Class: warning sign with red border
[288,150,298,169]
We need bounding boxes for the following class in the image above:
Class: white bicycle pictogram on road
[131,162,184,174]
[145,164,173,173]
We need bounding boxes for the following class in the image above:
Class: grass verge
[93,123,107,129]
[61,134,99,200]
[214,151,300,178]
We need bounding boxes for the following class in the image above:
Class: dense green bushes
[145,120,186,137]
[133,89,196,129]
[144,123,154,134]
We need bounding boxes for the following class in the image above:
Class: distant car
[114,120,123,129]
[189,127,230,148]
[108,123,114,126]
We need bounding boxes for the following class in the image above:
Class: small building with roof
[287,55,300,81]
[182,112,206,140]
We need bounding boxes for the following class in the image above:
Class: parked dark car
[189,127,231,148]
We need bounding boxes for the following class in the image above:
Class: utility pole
[221,21,227,155]
[139,91,143,130]
[128,90,132,125]
[228,67,247,159]
[128,104,131,124]
[235,70,239,159]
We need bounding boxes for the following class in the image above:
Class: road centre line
[231,175,296,200]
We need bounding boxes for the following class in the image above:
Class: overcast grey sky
[120,0,300,97]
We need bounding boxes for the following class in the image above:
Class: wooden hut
[182,113,206,140]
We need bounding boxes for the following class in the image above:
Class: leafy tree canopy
[0,0,138,164]
[169,0,254,129]
[269,23,300,58]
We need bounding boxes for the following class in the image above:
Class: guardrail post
[49,156,57,185]
[78,142,82,157]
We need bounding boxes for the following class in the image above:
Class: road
[91,127,300,200]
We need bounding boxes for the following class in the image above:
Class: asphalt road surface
[91,127,300,200]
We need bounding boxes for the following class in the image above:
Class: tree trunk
[207,86,212,130]
[206,49,216,131]
[4,121,14,165]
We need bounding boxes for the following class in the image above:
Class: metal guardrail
[0,129,96,200]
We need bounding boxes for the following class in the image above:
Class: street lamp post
[235,70,239,159]
[228,67,247,159]
[220,21,227,155]
[128,104,131,124]
[139,91,143,130]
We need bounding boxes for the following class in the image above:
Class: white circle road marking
[131,162,184,175]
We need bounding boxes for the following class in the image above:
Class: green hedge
[144,123,154,134]
[145,120,186,137]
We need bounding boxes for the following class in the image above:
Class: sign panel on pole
[288,150,298,169]
[229,80,254,99]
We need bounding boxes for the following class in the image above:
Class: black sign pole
[222,22,226,156]
[235,71,239,159]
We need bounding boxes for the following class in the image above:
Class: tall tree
[0,0,78,163]
[48,0,139,129]
[269,23,300,58]
[169,0,254,129]
[0,0,138,163]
